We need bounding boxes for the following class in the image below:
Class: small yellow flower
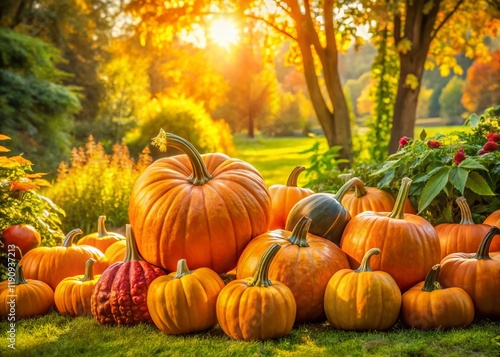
[151,128,168,152]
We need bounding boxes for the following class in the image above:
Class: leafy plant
[46,136,152,234]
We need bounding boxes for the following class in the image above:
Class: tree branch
[244,13,297,42]
[431,0,465,42]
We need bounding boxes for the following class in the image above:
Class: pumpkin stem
[387,177,412,219]
[287,216,311,247]
[174,259,192,279]
[338,173,353,183]
[286,166,305,187]
[335,177,364,202]
[247,244,281,287]
[97,215,109,237]
[422,264,442,292]
[474,226,500,260]
[62,228,83,247]
[151,129,212,186]
[82,258,96,282]
[354,248,380,273]
[14,264,28,285]
[456,197,475,225]
[123,224,143,262]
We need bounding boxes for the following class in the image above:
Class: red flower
[454,149,466,165]
[427,140,440,149]
[483,140,498,153]
[399,136,410,147]
[486,132,500,142]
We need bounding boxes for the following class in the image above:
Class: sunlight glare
[209,19,240,48]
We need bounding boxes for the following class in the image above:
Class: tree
[439,76,466,121]
[462,49,500,114]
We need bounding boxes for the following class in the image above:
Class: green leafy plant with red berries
[368,106,500,225]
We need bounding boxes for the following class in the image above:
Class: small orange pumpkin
[484,209,500,227]
[19,228,109,290]
[54,258,101,317]
[104,240,126,264]
[439,226,500,317]
[0,264,54,318]
[147,259,225,335]
[268,166,314,230]
[435,196,497,259]
[324,248,402,331]
[401,264,474,330]
[217,244,296,341]
[76,215,125,253]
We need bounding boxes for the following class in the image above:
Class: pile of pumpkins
[1,132,500,341]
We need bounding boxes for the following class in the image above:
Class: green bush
[46,136,152,234]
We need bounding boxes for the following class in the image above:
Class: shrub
[47,136,152,234]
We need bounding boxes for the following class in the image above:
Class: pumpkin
[129,131,271,274]
[0,264,54,318]
[0,224,41,260]
[285,177,360,245]
[147,258,225,335]
[104,240,126,264]
[339,177,415,217]
[268,166,314,230]
[54,258,101,317]
[236,216,349,322]
[401,264,474,330]
[439,226,500,317]
[484,209,500,227]
[435,196,497,259]
[217,244,296,341]
[324,248,401,331]
[340,177,441,292]
[19,228,109,290]
[91,224,166,325]
[76,215,125,253]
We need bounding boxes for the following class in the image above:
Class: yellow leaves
[0,134,11,140]
[0,155,33,168]
[396,38,412,54]
[0,146,10,153]
[405,74,419,90]
[424,60,436,71]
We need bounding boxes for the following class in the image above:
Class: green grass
[1,312,499,356]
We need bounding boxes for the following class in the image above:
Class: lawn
[1,312,499,356]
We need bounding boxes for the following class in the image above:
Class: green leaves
[466,172,495,196]
[418,166,450,213]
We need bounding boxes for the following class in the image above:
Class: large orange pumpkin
[439,226,500,317]
[19,229,109,290]
[76,215,125,253]
[484,209,500,227]
[236,216,349,322]
[129,131,271,274]
[340,177,441,292]
[268,166,314,230]
[435,196,497,259]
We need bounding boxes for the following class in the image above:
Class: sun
[209,19,240,48]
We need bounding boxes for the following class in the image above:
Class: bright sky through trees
[209,19,240,48]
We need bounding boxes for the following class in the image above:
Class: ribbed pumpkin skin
[340,186,397,217]
[77,216,125,254]
[54,259,100,317]
[236,217,349,322]
[147,261,225,335]
[268,166,314,230]
[324,249,401,331]
[0,265,54,319]
[436,223,494,259]
[91,260,166,325]
[19,229,109,290]
[439,226,500,317]
[286,193,350,246]
[401,266,474,330]
[104,240,126,264]
[129,152,271,274]
[484,210,500,227]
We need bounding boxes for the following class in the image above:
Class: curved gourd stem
[151,129,212,186]
[422,264,442,292]
[15,264,28,285]
[82,258,96,282]
[123,224,143,262]
[287,216,312,247]
[286,166,305,187]
[96,215,109,237]
[474,226,500,260]
[338,173,353,183]
[62,228,83,247]
[456,196,474,225]
[247,244,281,287]
[174,259,192,279]
[388,177,412,219]
[354,248,381,273]
[335,177,365,201]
